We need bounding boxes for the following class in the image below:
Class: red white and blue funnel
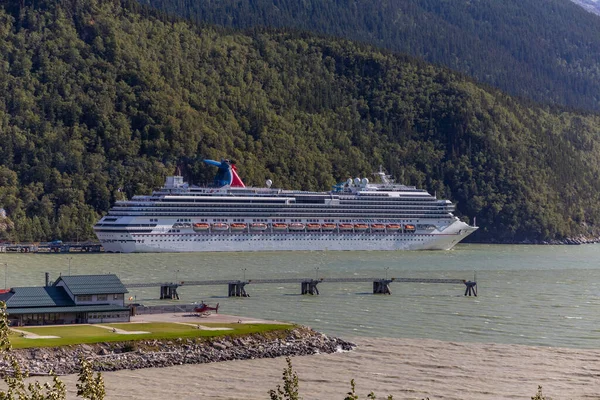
[203,159,246,188]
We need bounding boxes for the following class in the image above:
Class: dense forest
[2,0,600,243]
[141,0,600,113]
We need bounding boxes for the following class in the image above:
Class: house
[1,274,131,326]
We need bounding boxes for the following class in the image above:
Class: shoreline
[2,315,354,376]
[45,336,600,399]
[3,312,598,398]
[469,235,600,245]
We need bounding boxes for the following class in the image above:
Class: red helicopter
[193,301,219,316]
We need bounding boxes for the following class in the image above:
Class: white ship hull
[99,220,476,253]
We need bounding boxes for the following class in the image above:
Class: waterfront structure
[1,274,130,326]
[94,159,478,253]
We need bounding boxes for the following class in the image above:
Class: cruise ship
[94,159,478,253]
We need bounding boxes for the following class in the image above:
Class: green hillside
[141,0,600,113]
[1,0,600,243]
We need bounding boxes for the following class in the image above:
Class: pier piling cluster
[133,276,478,299]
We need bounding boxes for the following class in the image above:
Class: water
[2,244,599,349]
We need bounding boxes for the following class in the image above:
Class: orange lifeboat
[321,223,336,231]
[211,223,229,231]
[230,223,247,231]
[386,224,401,231]
[339,223,354,231]
[354,223,369,231]
[289,223,306,231]
[193,223,210,232]
[251,223,268,231]
[306,223,321,231]
[273,223,288,230]
[370,224,386,231]
[404,224,416,232]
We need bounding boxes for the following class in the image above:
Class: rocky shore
[471,234,600,245]
[0,326,354,376]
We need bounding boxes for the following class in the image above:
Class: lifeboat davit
[354,224,369,231]
[251,223,268,231]
[370,224,386,231]
[193,223,210,232]
[306,223,321,231]
[386,224,401,231]
[212,223,229,231]
[321,223,336,231]
[230,223,247,231]
[289,223,306,231]
[339,224,354,231]
[273,223,288,230]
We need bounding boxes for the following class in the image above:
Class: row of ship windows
[114,205,450,211]
[129,198,438,204]
[116,200,448,206]
[110,213,450,219]
[104,218,442,228]
[133,237,429,243]
[107,219,431,225]
[125,233,434,239]
[113,205,450,211]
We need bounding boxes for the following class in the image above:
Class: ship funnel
[266,179,273,188]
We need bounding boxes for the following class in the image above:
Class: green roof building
[1,274,130,326]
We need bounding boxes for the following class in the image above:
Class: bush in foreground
[270,356,552,400]
[0,302,105,400]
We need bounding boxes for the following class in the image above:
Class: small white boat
[212,223,229,231]
[251,223,268,231]
[193,223,210,232]
[230,223,247,231]
[321,223,336,231]
[289,223,306,231]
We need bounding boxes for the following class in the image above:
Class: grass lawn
[10,322,292,349]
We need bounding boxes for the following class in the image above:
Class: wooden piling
[228,281,249,297]
[159,284,179,300]
[373,279,393,294]
[301,279,320,295]
[464,281,477,296]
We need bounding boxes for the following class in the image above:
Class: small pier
[1,242,103,254]
[127,276,477,299]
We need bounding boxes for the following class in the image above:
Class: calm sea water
[1,244,599,349]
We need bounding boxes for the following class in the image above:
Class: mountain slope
[141,0,600,112]
[2,0,600,243]
[572,0,600,15]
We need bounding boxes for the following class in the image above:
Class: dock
[127,276,478,299]
[0,242,103,253]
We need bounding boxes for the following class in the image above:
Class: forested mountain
[141,0,600,113]
[2,0,600,243]
[572,0,600,15]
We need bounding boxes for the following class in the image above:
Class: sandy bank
[49,336,600,399]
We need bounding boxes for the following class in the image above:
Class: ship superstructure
[94,159,477,253]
